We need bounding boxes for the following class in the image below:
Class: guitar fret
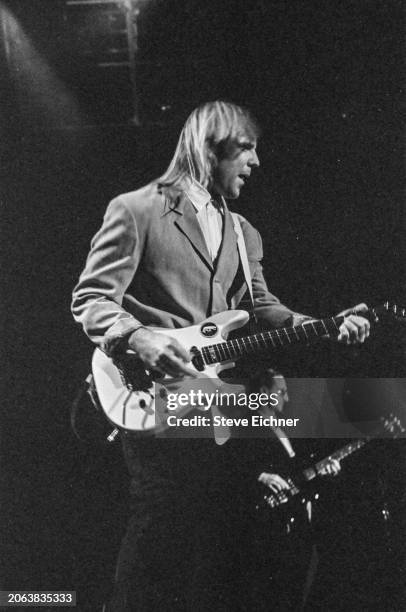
[260,332,268,349]
[221,343,231,360]
[235,338,244,354]
[255,335,263,350]
[201,346,209,363]
[228,339,238,356]
[275,329,284,347]
[240,337,247,354]
[217,343,227,361]
[283,328,292,343]
[214,343,222,361]
[267,332,277,348]
[222,342,233,359]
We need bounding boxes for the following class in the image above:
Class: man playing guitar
[72,100,369,611]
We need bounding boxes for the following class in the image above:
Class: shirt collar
[184,177,224,212]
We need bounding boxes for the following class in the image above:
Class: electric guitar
[255,414,405,515]
[92,302,405,438]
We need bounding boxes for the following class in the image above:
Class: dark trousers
[105,437,260,611]
[106,436,312,611]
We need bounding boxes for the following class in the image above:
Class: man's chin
[227,187,241,200]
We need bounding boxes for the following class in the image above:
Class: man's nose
[249,149,260,168]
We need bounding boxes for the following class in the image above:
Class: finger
[321,460,341,477]
[339,318,368,344]
[337,303,369,317]
[353,315,370,339]
[157,355,184,378]
[264,478,282,491]
[341,319,361,344]
[274,476,291,490]
[352,302,368,314]
[348,314,370,334]
[258,473,288,491]
[337,325,351,345]
[330,459,341,475]
[158,354,197,378]
[345,315,370,342]
[171,357,198,378]
[170,339,192,363]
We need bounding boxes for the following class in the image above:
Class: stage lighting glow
[0,2,82,128]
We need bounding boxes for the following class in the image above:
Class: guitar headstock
[380,413,405,438]
[371,302,406,323]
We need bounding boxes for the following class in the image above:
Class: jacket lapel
[164,189,213,271]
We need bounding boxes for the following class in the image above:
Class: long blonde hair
[159,101,260,189]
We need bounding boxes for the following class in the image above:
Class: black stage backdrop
[1,1,405,610]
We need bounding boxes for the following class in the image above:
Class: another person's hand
[258,472,291,501]
[128,327,197,378]
[336,302,370,344]
[319,458,341,477]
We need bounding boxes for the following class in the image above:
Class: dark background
[1,1,405,609]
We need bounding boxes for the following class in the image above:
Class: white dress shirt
[184,178,224,261]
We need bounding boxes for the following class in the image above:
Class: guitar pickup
[191,346,205,371]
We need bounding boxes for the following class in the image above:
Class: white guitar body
[92,310,249,438]
[91,301,404,443]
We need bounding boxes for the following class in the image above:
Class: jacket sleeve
[71,196,144,355]
[240,216,308,328]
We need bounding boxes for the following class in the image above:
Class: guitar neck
[275,415,401,499]
[305,439,368,481]
[202,315,344,365]
[264,438,369,510]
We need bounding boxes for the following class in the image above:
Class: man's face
[211,133,260,199]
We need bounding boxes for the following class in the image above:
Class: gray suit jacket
[72,181,296,355]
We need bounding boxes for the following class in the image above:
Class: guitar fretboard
[201,315,344,365]
[261,415,401,511]
[302,439,367,482]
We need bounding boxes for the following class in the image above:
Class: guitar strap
[231,214,298,457]
[231,213,258,324]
